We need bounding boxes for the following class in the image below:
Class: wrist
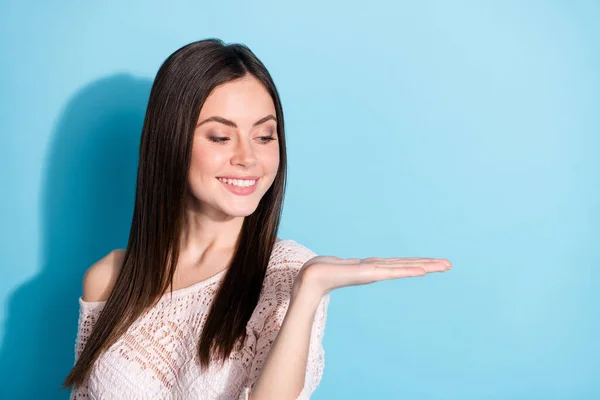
[291,278,324,310]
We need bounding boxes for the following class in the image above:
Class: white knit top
[71,239,330,400]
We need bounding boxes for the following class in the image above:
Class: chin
[221,203,260,218]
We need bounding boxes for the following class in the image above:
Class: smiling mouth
[216,177,259,187]
[216,177,260,196]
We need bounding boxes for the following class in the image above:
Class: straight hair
[63,38,288,388]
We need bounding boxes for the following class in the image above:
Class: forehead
[198,75,276,124]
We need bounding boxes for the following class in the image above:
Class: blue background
[1,0,598,398]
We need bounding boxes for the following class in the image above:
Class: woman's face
[188,74,280,218]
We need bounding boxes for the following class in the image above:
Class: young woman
[63,38,451,400]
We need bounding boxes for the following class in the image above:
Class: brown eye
[258,136,276,143]
[209,136,229,143]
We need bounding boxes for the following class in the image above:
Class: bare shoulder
[82,249,126,302]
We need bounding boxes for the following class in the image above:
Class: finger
[373,263,446,275]
[365,259,450,271]
[410,263,447,273]
[362,257,451,268]
[399,259,451,270]
[362,257,435,263]
[373,266,427,280]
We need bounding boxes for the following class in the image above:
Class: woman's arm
[70,298,106,399]
[248,278,324,400]
[247,254,451,399]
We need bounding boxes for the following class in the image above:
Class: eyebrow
[196,114,277,128]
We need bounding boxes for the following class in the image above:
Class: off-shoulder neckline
[79,239,295,308]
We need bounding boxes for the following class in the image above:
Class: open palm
[297,255,451,295]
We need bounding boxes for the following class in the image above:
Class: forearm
[249,282,323,400]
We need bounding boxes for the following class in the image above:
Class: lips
[217,176,260,180]
[217,177,259,196]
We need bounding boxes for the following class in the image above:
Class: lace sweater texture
[71,239,330,400]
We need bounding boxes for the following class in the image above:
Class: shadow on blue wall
[0,75,152,399]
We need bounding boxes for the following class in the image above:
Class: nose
[231,137,257,168]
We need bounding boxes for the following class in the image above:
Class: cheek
[263,147,280,174]
[190,145,226,177]
[259,150,280,191]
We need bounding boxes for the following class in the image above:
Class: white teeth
[218,178,257,187]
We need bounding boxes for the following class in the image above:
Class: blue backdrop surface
[0,1,598,398]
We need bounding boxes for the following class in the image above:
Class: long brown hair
[63,38,288,388]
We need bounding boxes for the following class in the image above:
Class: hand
[295,255,451,296]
